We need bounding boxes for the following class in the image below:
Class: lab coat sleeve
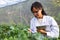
[30,19,37,33]
[46,17,59,38]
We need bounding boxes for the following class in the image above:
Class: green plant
[0,24,60,40]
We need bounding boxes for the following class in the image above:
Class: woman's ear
[40,8,42,13]
[39,8,42,13]
[39,8,42,12]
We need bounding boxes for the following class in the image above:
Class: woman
[30,1,59,40]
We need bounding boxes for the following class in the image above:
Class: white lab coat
[30,15,59,38]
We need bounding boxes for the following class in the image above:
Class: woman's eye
[35,11,38,13]
[33,11,38,13]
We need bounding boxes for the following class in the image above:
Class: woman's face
[32,7,43,19]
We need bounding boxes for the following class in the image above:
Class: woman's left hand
[37,29,47,35]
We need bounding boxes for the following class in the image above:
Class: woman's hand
[37,29,47,35]
[28,28,32,32]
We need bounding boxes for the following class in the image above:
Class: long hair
[31,1,47,15]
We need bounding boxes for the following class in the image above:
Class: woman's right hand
[28,28,32,32]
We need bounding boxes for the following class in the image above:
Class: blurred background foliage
[0,0,60,40]
[0,0,60,25]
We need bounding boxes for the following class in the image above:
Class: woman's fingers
[28,28,31,32]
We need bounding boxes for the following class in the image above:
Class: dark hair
[31,1,47,15]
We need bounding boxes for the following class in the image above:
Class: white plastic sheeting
[0,0,27,8]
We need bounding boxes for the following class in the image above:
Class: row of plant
[0,24,60,40]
